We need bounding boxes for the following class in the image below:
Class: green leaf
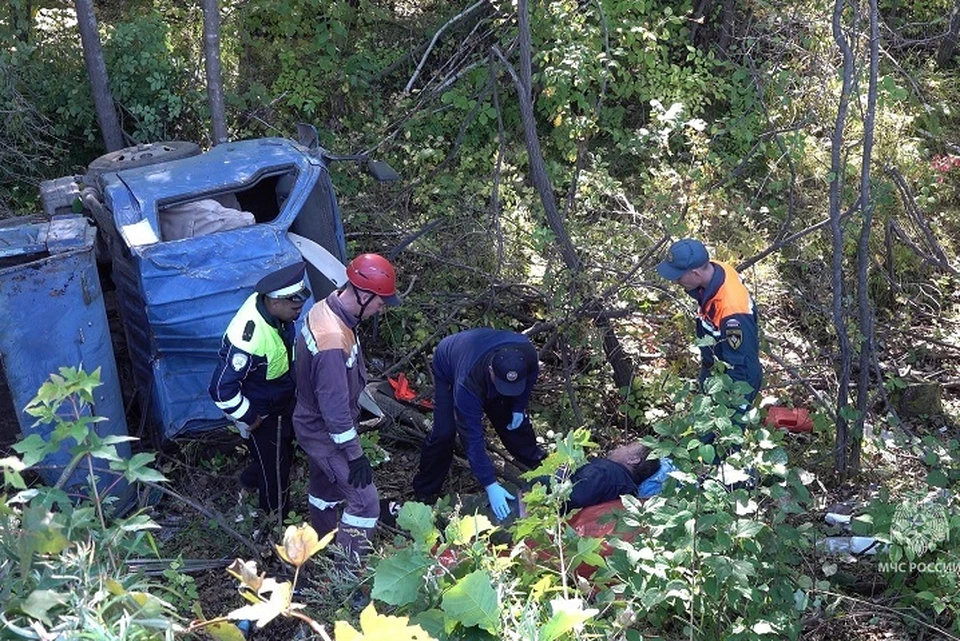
[111,452,168,483]
[204,621,248,641]
[927,469,949,488]
[371,548,433,606]
[732,519,765,539]
[398,502,440,547]
[541,598,598,641]
[698,444,715,463]
[23,506,70,555]
[411,609,447,641]
[441,570,499,633]
[21,589,67,625]
[447,513,494,545]
[13,433,57,467]
[117,514,161,532]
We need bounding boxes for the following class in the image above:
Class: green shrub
[0,367,182,638]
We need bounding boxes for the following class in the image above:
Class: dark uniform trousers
[247,412,294,516]
[413,377,544,499]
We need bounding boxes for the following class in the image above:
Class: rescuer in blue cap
[412,329,546,521]
[209,262,311,518]
[656,238,762,404]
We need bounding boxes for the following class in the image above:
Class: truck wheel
[86,141,201,178]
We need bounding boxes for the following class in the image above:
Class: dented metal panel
[0,216,131,493]
[95,138,347,439]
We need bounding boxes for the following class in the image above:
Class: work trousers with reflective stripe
[412,380,545,500]
[307,451,379,565]
[247,412,294,516]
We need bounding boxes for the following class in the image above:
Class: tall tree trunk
[829,0,856,479]
[852,0,880,475]
[501,0,580,271]
[937,1,960,67]
[202,0,228,145]
[491,0,635,391]
[74,0,123,151]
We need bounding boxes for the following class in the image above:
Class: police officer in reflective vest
[209,263,309,517]
[656,238,762,404]
[293,253,401,566]
[412,329,545,521]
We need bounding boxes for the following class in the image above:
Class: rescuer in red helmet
[292,253,401,567]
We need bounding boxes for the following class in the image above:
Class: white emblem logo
[231,353,249,372]
[892,499,949,556]
[506,370,518,382]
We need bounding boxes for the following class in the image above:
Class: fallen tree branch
[886,165,957,274]
[141,480,262,560]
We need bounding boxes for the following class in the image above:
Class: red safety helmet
[346,253,401,306]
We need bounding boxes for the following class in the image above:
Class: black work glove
[347,455,373,488]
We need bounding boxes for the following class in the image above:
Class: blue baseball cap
[656,239,710,280]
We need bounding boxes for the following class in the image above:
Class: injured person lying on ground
[379,441,675,529]
[535,441,674,514]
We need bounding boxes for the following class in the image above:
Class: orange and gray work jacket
[689,261,762,401]
[292,291,367,462]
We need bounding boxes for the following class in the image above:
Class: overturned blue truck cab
[65,131,395,441]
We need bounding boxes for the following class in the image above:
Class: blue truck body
[89,138,348,440]
[0,216,131,494]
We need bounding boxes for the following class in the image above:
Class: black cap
[255,263,311,302]
[491,346,528,396]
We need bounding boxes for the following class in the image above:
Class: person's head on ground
[656,238,715,290]
[341,253,401,320]
[606,441,661,484]
[489,344,531,396]
[258,262,310,322]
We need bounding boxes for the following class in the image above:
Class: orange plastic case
[764,406,814,433]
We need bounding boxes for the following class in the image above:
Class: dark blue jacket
[567,459,638,512]
[434,329,539,487]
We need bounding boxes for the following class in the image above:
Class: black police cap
[255,262,311,300]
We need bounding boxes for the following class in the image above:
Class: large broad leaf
[540,598,599,641]
[411,610,447,641]
[397,502,439,547]
[20,589,67,625]
[446,513,494,546]
[111,451,168,483]
[371,548,433,606]
[732,519,765,539]
[440,570,499,634]
[227,580,295,629]
[12,433,58,467]
[117,514,161,533]
[335,603,437,640]
[23,506,69,555]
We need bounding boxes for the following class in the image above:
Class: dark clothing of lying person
[549,442,665,513]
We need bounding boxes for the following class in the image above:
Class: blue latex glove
[485,482,515,521]
[507,411,525,431]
